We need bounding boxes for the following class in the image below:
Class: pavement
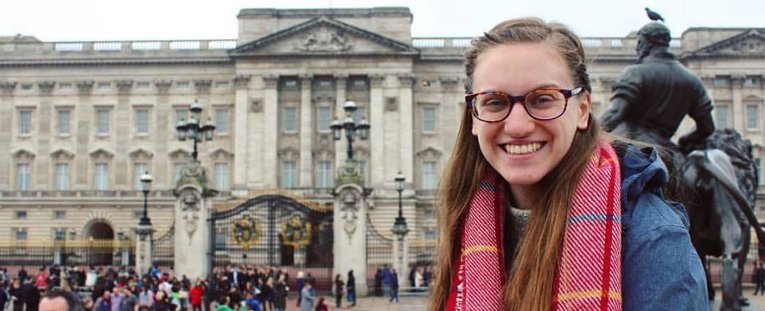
[278,287,765,310]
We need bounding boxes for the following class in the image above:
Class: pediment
[168,148,191,159]
[50,148,75,160]
[208,148,233,160]
[231,17,417,57]
[128,148,154,159]
[416,147,443,158]
[689,29,765,58]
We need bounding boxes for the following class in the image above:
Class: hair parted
[430,17,599,311]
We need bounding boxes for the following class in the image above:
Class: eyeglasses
[466,86,584,123]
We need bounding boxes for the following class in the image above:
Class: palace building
[0,7,764,269]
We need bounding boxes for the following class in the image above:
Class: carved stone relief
[181,190,200,243]
[76,81,94,95]
[341,190,359,241]
[295,26,353,52]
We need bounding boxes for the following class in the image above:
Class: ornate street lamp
[330,101,370,160]
[391,172,409,238]
[139,171,153,226]
[175,99,216,161]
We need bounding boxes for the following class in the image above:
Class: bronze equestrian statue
[600,20,765,310]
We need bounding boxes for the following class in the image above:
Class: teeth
[504,143,542,155]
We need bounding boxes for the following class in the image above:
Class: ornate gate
[209,194,333,287]
[366,213,392,293]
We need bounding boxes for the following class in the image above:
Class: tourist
[346,270,356,306]
[273,274,288,311]
[39,289,84,311]
[429,17,707,310]
[299,282,314,311]
[333,274,344,308]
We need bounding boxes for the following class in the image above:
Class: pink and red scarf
[447,140,622,310]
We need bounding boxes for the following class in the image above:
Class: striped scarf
[448,140,622,310]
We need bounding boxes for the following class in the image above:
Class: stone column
[174,161,218,281]
[299,75,314,187]
[233,74,251,196]
[134,224,154,276]
[397,74,415,180]
[393,235,409,291]
[731,75,744,134]
[333,184,369,296]
[369,75,385,188]
[262,75,280,187]
[334,74,348,172]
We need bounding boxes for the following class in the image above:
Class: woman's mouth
[503,142,543,155]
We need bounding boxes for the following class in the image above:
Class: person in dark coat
[23,282,40,311]
[755,262,765,295]
[373,268,382,297]
[346,270,356,306]
[273,274,288,311]
[333,274,344,308]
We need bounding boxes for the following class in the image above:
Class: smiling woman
[430,17,708,311]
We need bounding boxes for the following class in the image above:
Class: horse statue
[680,129,765,309]
[600,18,765,310]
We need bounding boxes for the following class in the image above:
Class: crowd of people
[0,264,370,311]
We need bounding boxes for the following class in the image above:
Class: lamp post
[330,101,370,161]
[390,172,409,289]
[136,171,154,276]
[391,172,409,238]
[139,171,153,226]
[175,99,216,161]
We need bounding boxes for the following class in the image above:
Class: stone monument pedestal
[134,224,154,276]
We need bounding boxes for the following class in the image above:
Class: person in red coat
[189,279,205,311]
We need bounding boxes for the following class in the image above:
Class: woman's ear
[576,92,591,130]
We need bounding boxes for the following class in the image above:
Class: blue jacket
[619,143,708,310]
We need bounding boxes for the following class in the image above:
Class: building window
[96,109,110,135]
[135,109,149,134]
[134,163,147,189]
[54,211,66,220]
[176,81,190,88]
[214,163,230,190]
[423,107,436,133]
[16,163,30,191]
[715,105,730,129]
[54,229,66,241]
[15,211,27,219]
[175,109,188,123]
[424,208,435,220]
[746,104,759,129]
[216,108,230,134]
[97,82,111,90]
[19,110,32,134]
[173,163,185,184]
[55,163,70,190]
[316,160,333,188]
[281,161,297,188]
[756,158,764,186]
[284,80,298,88]
[15,229,28,241]
[94,163,109,190]
[136,82,151,89]
[352,106,366,124]
[423,228,437,240]
[317,106,331,132]
[713,76,729,87]
[283,107,297,133]
[422,161,438,190]
[57,110,71,135]
[357,160,367,183]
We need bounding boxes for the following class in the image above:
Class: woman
[333,274,344,308]
[346,270,356,307]
[273,274,288,311]
[430,18,708,310]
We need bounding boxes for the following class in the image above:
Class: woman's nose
[502,102,535,136]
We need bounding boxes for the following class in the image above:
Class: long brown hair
[430,18,597,310]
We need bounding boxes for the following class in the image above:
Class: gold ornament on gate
[282,212,311,247]
[231,215,261,249]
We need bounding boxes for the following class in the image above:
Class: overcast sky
[2,0,764,41]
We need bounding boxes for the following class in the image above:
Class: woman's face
[471,42,590,187]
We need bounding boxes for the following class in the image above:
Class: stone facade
[0,7,764,259]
